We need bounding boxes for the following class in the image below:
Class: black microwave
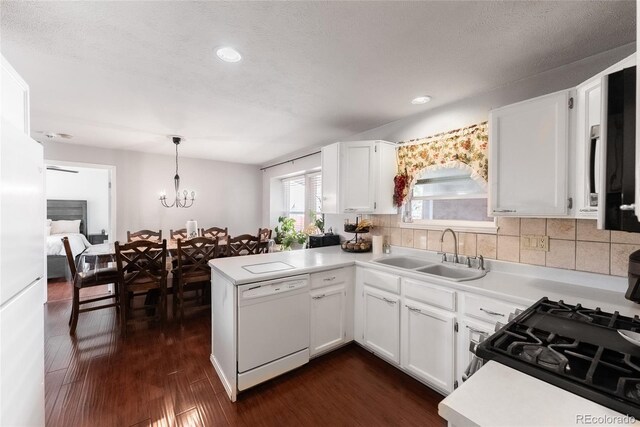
[600,66,640,233]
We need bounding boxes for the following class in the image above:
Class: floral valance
[393,122,488,206]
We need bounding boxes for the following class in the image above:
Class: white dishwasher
[237,275,310,391]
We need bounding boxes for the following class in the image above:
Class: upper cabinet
[1,56,30,135]
[321,140,397,214]
[489,90,571,217]
[489,53,636,219]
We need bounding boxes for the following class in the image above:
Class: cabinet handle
[620,204,636,211]
[382,297,397,304]
[480,307,505,317]
[323,276,336,282]
[493,209,516,213]
[344,208,356,212]
[406,305,422,313]
[465,325,486,334]
[312,294,326,300]
[579,208,597,212]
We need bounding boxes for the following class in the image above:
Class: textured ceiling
[0,1,636,165]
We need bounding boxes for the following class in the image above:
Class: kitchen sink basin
[416,264,486,282]
[373,256,433,269]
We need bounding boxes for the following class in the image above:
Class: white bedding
[47,233,91,257]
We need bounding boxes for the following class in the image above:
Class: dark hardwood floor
[45,280,447,427]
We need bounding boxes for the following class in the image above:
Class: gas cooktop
[476,297,640,418]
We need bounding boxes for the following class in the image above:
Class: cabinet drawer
[361,268,400,294]
[463,293,524,323]
[402,278,456,312]
[311,268,348,289]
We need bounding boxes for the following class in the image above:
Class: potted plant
[274,216,308,251]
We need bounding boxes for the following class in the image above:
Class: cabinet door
[489,90,570,216]
[321,142,340,214]
[401,299,456,393]
[341,141,376,213]
[363,286,400,364]
[456,317,493,388]
[310,284,346,357]
[1,57,30,134]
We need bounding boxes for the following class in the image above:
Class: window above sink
[402,163,497,233]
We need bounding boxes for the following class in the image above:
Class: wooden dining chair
[62,237,119,335]
[226,234,264,256]
[258,228,272,242]
[200,226,228,242]
[115,239,168,338]
[170,228,189,240]
[173,237,218,322]
[127,229,162,242]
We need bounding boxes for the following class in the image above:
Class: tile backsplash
[371,215,640,277]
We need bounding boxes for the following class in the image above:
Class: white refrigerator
[0,56,46,426]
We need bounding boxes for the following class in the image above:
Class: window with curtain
[282,171,322,231]
[408,167,493,227]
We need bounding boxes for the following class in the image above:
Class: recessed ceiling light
[411,96,432,105]
[216,47,242,63]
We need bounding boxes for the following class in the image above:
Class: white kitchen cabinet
[362,285,400,364]
[341,141,377,213]
[401,298,456,394]
[1,57,30,135]
[489,90,571,217]
[320,140,397,214]
[455,317,493,388]
[310,283,347,357]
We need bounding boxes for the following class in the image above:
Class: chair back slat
[200,226,228,242]
[170,228,189,240]
[226,234,266,256]
[127,229,162,242]
[61,237,78,278]
[176,237,218,278]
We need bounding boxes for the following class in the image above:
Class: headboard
[47,199,88,236]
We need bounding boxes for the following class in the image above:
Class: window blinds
[282,172,322,231]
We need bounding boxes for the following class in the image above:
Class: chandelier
[159,136,195,208]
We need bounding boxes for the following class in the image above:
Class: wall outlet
[521,235,549,252]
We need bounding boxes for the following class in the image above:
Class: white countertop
[439,361,640,427]
[209,246,640,317]
[209,246,640,423]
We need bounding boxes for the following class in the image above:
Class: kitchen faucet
[440,228,458,264]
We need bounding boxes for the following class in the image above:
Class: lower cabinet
[401,298,456,394]
[362,285,400,364]
[310,284,347,357]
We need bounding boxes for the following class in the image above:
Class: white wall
[262,43,636,238]
[45,166,109,234]
[45,142,263,241]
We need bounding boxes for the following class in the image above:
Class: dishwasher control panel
[241,278,308,299]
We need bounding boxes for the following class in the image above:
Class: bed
[47,199,90,280]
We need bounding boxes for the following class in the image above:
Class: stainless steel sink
[416,264,486,282]
[373,256,433,269]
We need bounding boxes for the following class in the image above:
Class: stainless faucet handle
[437,251,447,262]
[477,255,485,270]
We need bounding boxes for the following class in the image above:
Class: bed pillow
[50,219,81,235]
[46,219,52,226]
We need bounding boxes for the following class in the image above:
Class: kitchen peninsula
[209,245,637,425]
